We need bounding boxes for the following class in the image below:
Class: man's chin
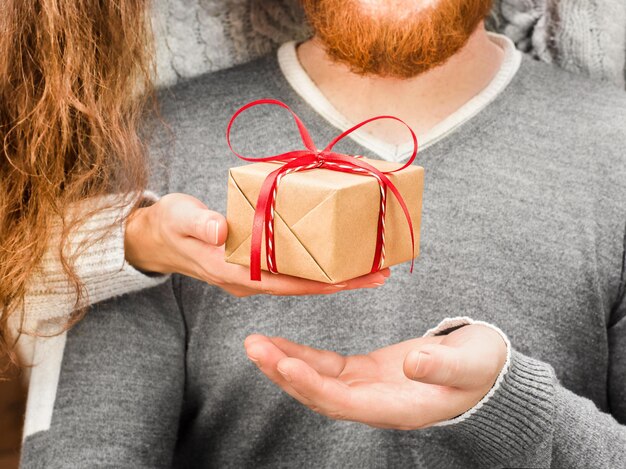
[300,0,493,78]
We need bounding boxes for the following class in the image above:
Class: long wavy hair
[0,0,154,375]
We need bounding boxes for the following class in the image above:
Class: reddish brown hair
[301,0,493,78]
[0,0,154,375]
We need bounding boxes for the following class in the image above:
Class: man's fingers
[244,334,268,349]
[403,343,491,389]
[245,336,356,421]
[269,337,346,377]
[276,357,429,428]
[245,336,433,429]
[276,357,354,420]
[244,335,314,406]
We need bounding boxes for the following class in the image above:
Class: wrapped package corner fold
[225,158,424,283]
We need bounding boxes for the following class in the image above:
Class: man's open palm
[244,324,507,430]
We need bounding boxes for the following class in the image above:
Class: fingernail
[207,220,219,245]
[247,354,260,365]
[382,270,391,278]
[366,282,385,287]
[412,352,429,379]
[332,283,347,288]
[277,366,292,382]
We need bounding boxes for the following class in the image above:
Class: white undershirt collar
[278,32,522,162]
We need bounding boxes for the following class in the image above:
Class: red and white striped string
[265,156,387,274]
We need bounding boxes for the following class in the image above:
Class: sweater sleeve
[21,193,168,333]
[427,311,626,468]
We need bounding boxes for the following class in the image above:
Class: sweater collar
[277,32,522,162]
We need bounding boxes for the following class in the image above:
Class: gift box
[224,99,424,284]
[225,158,423,283]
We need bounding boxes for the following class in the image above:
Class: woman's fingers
[255,269,391,296]
[155,193,393,296]
[256,270,350,295]
[343,269,391,290]
[191,248,390,297]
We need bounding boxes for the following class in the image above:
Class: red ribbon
[226,99,418,281]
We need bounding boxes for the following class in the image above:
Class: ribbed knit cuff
[22,192,168,332]
[451,351,556,467]
[421,317,556,466]
[423,316,512,428]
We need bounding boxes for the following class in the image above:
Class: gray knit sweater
[21,53,626,468]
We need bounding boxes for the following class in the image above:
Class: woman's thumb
[189,209,228,246]
[403,343,487,389]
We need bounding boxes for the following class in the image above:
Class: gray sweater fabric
[489,0,626,88]
[21,53,626,468]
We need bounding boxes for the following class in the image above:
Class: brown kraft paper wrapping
[225,157,424,284]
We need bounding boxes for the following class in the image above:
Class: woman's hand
[244,324,507,429]
[125,193,390,297]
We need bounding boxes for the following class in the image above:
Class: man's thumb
[403,344,487,389]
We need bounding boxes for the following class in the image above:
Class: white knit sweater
[10,194,167,370]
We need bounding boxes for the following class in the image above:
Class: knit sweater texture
[12,194,166,368]
[21,52,626,468]
[151,0,626,89]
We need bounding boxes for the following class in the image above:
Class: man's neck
[297,23,504,145]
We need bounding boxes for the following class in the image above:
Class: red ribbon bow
[226,99,418,281]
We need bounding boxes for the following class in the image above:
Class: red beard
[300,0,493,78]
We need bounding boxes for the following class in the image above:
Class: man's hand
[125,193,390,297]
[244,324,507,429]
